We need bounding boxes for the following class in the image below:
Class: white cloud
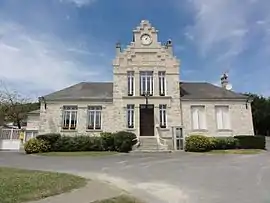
[0,21,103,98]
[60,0,97,7]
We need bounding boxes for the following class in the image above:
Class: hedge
[25,131,137,154]
[234,135,265,149]
[185,135,212,152]
[210,137,238,150]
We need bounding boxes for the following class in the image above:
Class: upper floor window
[159,104,167,128]
[127,71,134,96]
[127,104,135,128]
[215,106,231,130]
[158,71,166,96]
[62,106,77,130]
[191,106,206,130]
[87,106,102,130]
[140,71,153,96]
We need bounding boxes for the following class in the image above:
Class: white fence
[0,129,21,140]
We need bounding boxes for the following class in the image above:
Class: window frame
[140,71,153,96]
[158,71,166,96]
[87,106,102,130]
[62,106,78,130]
[127,104,135,129]
[159,104,167,128]
[191,105,207,130]
[127,71,135,96]
[215,106,231,130]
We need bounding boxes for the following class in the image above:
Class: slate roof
[43,81,247,101]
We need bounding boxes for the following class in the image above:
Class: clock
[141,34,152,45]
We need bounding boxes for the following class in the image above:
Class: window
[158,71,166,96]
[159,104,167,128]
[127,71,134,96]
[215,106,231,130]
[191,106,206,130]
[140,71,153,96]
[62,106,78,130]
[127,105,135,128]
[87,106,102,130]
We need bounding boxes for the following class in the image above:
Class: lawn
[207,149,265,154]
[39,151,119,157]
[92,195,143,203]
[0,167,87,203]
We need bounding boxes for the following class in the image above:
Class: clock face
[141,34,152,45]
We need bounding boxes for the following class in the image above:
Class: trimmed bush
[101,132,115,151]
[210,137,238,150]
[36,133,61,151]
[185,135,212,152]
[234,135,265,149]
[24,138,50,154]
[53,136,103,152]
[114,131,137,153]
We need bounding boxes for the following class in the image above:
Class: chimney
[116,42,121,55]
[166,39,173,55]
[220,73,229,88]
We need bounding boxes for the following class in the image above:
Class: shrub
[24,138,50,154]
[234,135,265,149]
[114,131,137,153]
[36,133,61,151]
[210,137,238,150]
[52,136,103,152]
[185,135,212,152]
[101,132,115,151]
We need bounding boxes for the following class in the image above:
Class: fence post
[10,129,13,140]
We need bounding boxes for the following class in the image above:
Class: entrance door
[173,127,184,150]
[140,104,154,136]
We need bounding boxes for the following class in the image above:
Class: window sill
[86,129,103,132]
[191,129,208,132]
[61,130,77,133]
[126,128,136,131]
[217,129,232,132]
[158,128,170,131]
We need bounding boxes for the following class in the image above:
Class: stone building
[36,20,254,151]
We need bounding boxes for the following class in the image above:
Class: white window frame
[158,71,166,96]
[127,104,135,128]
[191,106,207,130]
[159,104,167,128]
[140,71,153,96]
[215,106,231,130]
[127,71,134,96]
[62,106,78,130]
[87,106,102,130]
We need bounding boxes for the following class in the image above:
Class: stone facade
[36,20,254,150]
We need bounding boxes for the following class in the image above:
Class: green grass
[207,149,265,154]
[0,167,87,203]
[39,151,119,157]
[92,195,143,203]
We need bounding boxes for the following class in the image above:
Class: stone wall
[181,100,254,137]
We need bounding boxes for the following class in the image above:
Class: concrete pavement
[1,151,270,203]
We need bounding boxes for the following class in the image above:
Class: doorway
[139,104,154,136]
[172,127,184,150]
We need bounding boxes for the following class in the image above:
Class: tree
[0,81,39,129]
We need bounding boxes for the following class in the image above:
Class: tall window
[158,71,166,96]
[87,106,102,130]
[62,106,78,130]
[191,106,206,130]
[140,71,153,96]
[159,104,167,128]
[127,104,134,128]
[215,106,231,130]
[127,71,134,96]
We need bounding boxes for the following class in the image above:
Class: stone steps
[133,137,169,152]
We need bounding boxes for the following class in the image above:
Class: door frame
[172,126,184,150]
[139,104,155,137]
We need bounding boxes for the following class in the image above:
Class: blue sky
[0,0,269,99]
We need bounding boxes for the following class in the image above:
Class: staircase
[133,137,171,152]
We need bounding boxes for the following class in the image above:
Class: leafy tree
[0,82,39,129]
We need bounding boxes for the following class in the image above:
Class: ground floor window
[159,104,167,128]
[191,106,206,130]
[127,104,135,128]
[62,106,78,130]
[215,106,231,130]
[87,106,102,130]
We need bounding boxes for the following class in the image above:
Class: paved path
[1,151,270,203]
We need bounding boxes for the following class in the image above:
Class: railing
[0,129,21,140]
[132,137,140,148]
[155,124,168,149]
